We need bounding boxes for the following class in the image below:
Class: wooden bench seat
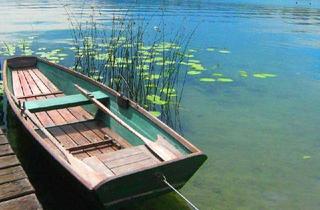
[24,91,109,112]
[83,145,161,176]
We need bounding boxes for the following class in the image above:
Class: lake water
[1,0,320,210]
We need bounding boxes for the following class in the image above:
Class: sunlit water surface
[1,0,320,210]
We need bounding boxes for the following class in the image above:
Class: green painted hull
[4,56,207,208]
[94,154,206,208]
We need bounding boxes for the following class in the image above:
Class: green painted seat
[24,91,109,112]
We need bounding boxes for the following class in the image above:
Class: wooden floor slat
[0,155,20,169]
[0,145,14,157]
[0,194,42,210]
[0,166,26,185]
[13,68,132,161]
[0,136,9,145]
[0,178,34,202]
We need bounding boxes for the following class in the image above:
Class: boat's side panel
[94,154,207,208]
[36,61,190,154]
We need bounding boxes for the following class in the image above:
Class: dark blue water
[1,1,320,209]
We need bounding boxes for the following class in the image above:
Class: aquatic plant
[65,6,196,128]
[253,73,277,79]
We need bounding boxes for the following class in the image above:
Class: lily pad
[253,73,277,79]
[161,87,176,94]
[149,111,161,117]
[190,63,205,71]
[146,95,167,105]
[187,71,201,75]
[303,155,311,160]
[239,70,248,78]
[200,78,215,82]
[217,78,233,82]
[212,73,223,77]
[219,50,230,54]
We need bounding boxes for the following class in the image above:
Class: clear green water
[1,1,320,210]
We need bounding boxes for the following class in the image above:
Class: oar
[74,84,176,161]
[9,92,107,188]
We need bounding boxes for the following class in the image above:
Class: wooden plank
[0,194,42,210]
[0,155,20,169]
[111,158,159,175]
[156,135,183,158]
[98,145,147,163]
[45,127,77,149]
[68,107,94,121]
[0,145,14,157]
[17,71,32,96]
[31,68,60,92]
[0,166,26,185]
[28,70,51,94]
[0,178,34,202]
[67,139,115,153]
[0,136,9,145]
[17,91,63,99]
[24,91,109,113]
[11,71,24,97]
[105,152,151,169]
[29,69,98,157]
[83,156,114,177]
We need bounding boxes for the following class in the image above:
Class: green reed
[66,7,195,128]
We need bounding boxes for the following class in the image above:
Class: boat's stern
[93,153,207,208]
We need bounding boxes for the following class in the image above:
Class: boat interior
[10,65,184,177]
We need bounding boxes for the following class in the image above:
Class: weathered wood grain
[0,166,26,185]
[0,145,14,157]
[0,194,42,210]
[0,136,9,145]
[0,155,20,169]
[0,178,34,202]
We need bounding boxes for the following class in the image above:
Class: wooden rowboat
[2,56,207,208]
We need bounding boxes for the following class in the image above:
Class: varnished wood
[17,90,63,99]
[3,57,207,203]
[75,84,177,161]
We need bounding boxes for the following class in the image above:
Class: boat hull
[94,154,207,208]
[3,56,207,208]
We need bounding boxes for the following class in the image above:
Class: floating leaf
[303,155,311,160]
[161,88,176,94]
[200,78,215,82]
[217,78,233,82]
[188,59,200,63]
[146,95,167,105]
[253,73,277,79]
[190,63,205,71]
[149,111,161,117]
[239,70,248,78]
[212,73,223,77]
[187,71,201,75]
[219,50,230,54]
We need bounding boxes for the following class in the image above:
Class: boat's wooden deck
[11,67,162,175]
[12,68,131,159]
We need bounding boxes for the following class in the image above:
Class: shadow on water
[4,104,190,210]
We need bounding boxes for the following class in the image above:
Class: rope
[162,175,200,210]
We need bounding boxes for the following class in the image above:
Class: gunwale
[3,56,206,192]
